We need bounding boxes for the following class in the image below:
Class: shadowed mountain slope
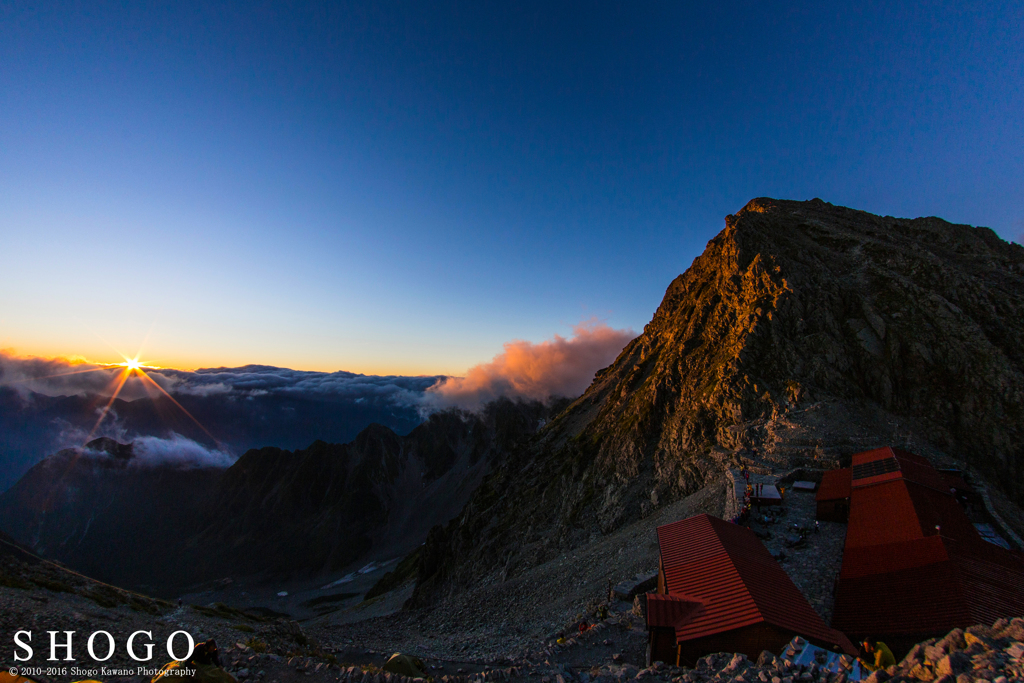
[0,380,430,493]
[0,399,561,594]
[412,197,1024,604]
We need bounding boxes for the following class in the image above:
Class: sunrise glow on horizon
[0,344,467,378]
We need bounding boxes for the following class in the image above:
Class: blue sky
[1,1,1022,374]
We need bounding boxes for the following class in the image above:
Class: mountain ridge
[0,398,564,594]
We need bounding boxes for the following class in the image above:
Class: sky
[1,1,1022,376]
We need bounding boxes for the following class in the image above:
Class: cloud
[0,319,635,430]
[422,320,635,411]
[129,433,235,468]
[156,365,440,406]
[0,351,441,407]
[0,352,154,400]
[49,414,234,468]
[50,411,130,448]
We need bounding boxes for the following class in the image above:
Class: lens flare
[84,350,219,448]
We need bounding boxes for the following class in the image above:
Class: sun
[84,350,220,447]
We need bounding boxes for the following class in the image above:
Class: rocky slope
[0,399,562,594]
[185,399,560,585]
[412,197,1024,604]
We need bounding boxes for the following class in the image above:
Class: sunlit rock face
[412,198,1024,604]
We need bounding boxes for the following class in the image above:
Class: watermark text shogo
[12,630,197,663]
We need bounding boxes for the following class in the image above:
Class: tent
[382,653,427,678]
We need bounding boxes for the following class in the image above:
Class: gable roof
[656,514,854,653]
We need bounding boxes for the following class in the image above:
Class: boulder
[938,629,966,653]
[901,644,926,667]
[935,652,970,677]
[906,663,935,681]
[611,573,658,602]
[723,654,749,673]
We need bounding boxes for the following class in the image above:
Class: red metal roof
[893,452,951,492]
[834,448,1024,639]
[849,447,950,492]
[840,536,950,580]
[833,557,969,638]
[646,593,706,629]
[845,478,926,548]
[955,553,1024,625]
[852,447,898,465]
[845,476,982,550]
[903,480,979,543]
[833,550,1024,638]
[655,514,854,654]
[816,468,851,502]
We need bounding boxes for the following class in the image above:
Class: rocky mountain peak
[411,198,1024,603]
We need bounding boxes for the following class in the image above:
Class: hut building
[831,447,1024,654]
[647,514,854,666]
[815,468,852,522]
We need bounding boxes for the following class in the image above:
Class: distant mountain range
[0,399,565,595]
[0,371,436,491]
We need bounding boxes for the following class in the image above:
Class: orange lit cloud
[424,320,635,411]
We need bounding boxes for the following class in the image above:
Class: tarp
[780,636,864,680]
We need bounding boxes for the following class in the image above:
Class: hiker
[579,620,590,634]
[597,603,609,620]
[779,485,785,501]
[859,638,895,672]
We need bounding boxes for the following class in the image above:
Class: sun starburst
[84,350,219,447]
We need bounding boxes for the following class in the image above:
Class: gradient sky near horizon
[2,1,1022,375]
